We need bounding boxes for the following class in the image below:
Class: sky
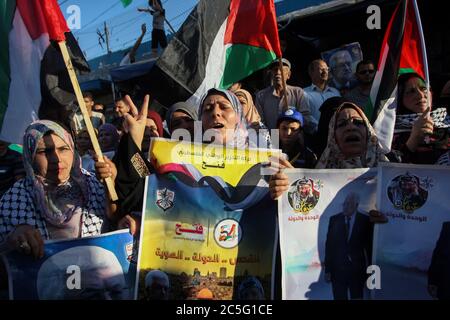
[59,0,200,60]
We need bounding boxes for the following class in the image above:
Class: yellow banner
[150,138,281,187]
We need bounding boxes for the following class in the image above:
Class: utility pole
[104,22,111,54]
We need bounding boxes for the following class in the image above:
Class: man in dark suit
[428,221,450,300]
[324,192,373,300]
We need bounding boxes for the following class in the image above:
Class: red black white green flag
[0,0,89,144]
[370,0,428,151]
[147,0,281,107]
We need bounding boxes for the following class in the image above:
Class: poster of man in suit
[324,192,373,300]
[278,168,377,300]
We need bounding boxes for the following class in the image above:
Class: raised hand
[122,95,149,150]
[268,156,293,200]
[407,106,434,151]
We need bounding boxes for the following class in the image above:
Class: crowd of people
[0,34,449,299]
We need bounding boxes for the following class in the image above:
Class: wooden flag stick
[58,41,118,201]
[278,57,289,112]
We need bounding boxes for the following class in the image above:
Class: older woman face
[334,108,367,158]
[34,133,73,184]
[201,93,238,144]
[402,77,432,113]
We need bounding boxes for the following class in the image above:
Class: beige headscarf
[316,102,388,169]
[234,89,261,125]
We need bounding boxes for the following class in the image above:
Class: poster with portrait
[279,168,377,300]
[373,163,450,300]
[321,42,363,90]
[2,229,135,300]
[136,139,281,300]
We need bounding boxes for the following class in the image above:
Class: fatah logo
[287,177,322,214]
[387,173,432,213]
[156,188,175,211]
[214,219,242,249]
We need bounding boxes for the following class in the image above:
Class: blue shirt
[304,84,341,123]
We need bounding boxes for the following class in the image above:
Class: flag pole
[412,0,430,107]
[164,17,176,35]
[58,41,118,201]
[278,57,289,112]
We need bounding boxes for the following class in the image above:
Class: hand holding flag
[370,0,429,152]
[0,0,117,200]
[406,106,434,151]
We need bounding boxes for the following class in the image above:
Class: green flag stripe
[0,0,16,127]
[121,0,133,8]
[399,67,418,76]
[220,44,276,90]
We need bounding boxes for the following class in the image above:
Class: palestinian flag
[147,0,281,107]
[370,0,428,151]
[0,0,88,144]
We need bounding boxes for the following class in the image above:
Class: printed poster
[321,42,363,90]
[373,163,450,300]
[2,229,135,300]
[136,138,281,300]
[279,168,377,300]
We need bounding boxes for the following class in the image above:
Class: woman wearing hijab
[165,101,198,137]
[233,89,272,149]
[392,73,450,165]
[269,102,388,199]
[316,102,388,169]
[233,89,261,127]
[199,88,251,148]
[98,90,268,216]
[0,120,112,259]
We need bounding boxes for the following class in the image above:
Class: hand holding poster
[279,168,377,300]
[136,138,280,300]
[2,229,135,300]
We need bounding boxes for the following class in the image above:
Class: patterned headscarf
[316,103,388,169]
[234,89,261,125]
[199,88,249,148]
[23,120,89,226]
[395,107,450,133]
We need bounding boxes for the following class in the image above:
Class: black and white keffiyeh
[437,151,450,166]
[395,107,450,133]
[0,171,107,243]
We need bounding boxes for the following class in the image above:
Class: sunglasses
[336,118,366,129]
[358,69,375,75]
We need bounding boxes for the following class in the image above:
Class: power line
[74,1,122,34]
[168,4,195,24]
[82,1,198,58]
